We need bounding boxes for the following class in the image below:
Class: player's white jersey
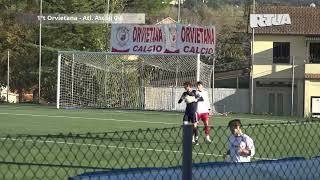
[196,90,210,113]
[228,134,255,162]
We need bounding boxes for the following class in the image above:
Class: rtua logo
[250,14,291,28]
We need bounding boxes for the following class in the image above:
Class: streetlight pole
[7,50,10,103]
[38,0,43,103]
[107,0,110,13]
[291,56,295,116]
[250,0,255,114]
[178,0,181,23]
[105,0,110,50]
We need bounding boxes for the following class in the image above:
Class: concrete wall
[0,92,19,103]
[211,88,250,114]
[254,86,297,116]
[144,87,250,114]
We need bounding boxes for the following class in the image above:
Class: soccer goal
[57,51,213,111]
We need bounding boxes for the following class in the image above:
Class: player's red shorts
[197,112,209,122]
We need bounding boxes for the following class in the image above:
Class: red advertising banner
[111,24,215,55]
[177,25,215,55]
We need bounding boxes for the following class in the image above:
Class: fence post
[182,122,193,180]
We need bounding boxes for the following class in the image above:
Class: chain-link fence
[0,120,319,179]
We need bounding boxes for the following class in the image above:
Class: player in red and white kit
[196,81,212,143]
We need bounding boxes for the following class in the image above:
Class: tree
[36,0,129,102]
[0,0,39,101]
[125,0,171,23]
[0,0,130,103]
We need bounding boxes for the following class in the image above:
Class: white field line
[79,111,290,123]
[0,105,292,122]
[0,105,183,116]
[0,111,289,125]
[86,110,292,123]
[243,122,318,128]
[92,110,182,116]
[0,111,309,130]
[0,105,37,109]
[0,112,179,125]
[0,112,303,128]
[0,137,275,161]
[213,116,288,123]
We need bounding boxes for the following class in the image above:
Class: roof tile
[251,6,320,35]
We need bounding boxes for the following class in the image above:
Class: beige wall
[304,64,320,116]
[304,80,320,117]
[305,64,320,74]
[253,35,306,79]
[252,35,307,116]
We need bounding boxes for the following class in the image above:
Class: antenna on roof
[310,3,316,7]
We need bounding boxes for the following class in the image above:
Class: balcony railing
[309,58,320,64]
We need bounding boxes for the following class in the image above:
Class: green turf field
[0,103,304,135]
[0,104,319,179]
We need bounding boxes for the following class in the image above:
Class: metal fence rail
[0,120,320,179]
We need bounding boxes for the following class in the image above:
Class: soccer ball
[239,141,246,150]
[185,95,195,104]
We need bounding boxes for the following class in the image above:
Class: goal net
[57,51,213,111]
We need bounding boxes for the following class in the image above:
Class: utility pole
[291,56,295,116]
[178,0,181,23]
[7,50,10,103]
[250,0,255,114]
[105,0,110,50]
[38,0,43,103]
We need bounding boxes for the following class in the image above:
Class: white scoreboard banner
[110,24,215,55]
[311,97,320,118]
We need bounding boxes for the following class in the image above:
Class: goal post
[56,53,61,109]
[56,51,213,111]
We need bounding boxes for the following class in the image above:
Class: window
[273,42,290,63]
[310,43,320,63]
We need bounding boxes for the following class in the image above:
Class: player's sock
[193,127,199,145]
[194,127,199,140]
[195,134,199,145]
[204,125,210,136]
[206,135,212,143]
[195,140,199,145]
